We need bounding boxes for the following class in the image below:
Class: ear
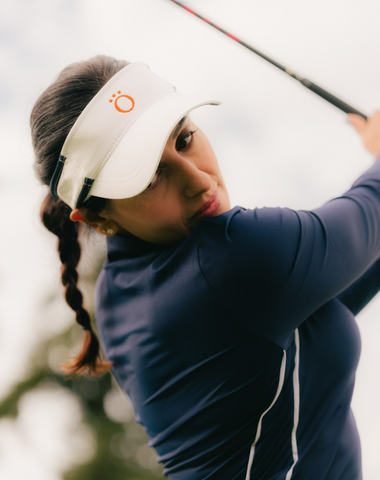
[70,210,85,223]
[69,208,118,236]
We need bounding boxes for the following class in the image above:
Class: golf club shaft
[169,0,367,120]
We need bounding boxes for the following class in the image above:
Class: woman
[31,55,380,480]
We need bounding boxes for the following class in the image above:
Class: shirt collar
[106,233,167,261]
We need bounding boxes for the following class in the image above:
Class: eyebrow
[171,116,187,140]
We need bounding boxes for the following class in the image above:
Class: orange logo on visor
[109,91,135,113]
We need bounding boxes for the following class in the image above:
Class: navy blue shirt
[95,156,380,479]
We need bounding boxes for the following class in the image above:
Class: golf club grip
[302,79,367,120]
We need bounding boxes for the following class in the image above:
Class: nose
[178,158,212,198]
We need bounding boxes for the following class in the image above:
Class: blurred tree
[0,231,164,480]
[0,314,164,479]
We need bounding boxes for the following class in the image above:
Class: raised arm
[337,258,380,315]
[200,110,380,347]
[326,111,380,316]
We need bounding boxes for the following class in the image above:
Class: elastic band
[76,178,95,208]
[49,155,66,199]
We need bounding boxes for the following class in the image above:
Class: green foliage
[0,233,164,479]
[0,318,163,480]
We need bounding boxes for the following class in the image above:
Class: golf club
[169,0,367,120]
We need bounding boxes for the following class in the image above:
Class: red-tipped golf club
[169,0,367,120]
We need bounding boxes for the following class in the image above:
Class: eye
[145,170,161,190]
[176,130,197,151]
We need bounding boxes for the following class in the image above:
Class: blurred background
[1,0,380,478]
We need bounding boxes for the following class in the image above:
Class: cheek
[118,193,183,228]
[148,195,182,223]
[195,136,219,170]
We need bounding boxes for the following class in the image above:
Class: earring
[102,228,114,235]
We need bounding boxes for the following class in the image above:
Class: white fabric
[57,62,221,208]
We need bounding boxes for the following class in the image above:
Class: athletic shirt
[95,156,380,480]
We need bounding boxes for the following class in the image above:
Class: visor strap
[49,155,66,200]
[75,178,95,208]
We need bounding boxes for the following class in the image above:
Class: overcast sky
[1,0,380,478]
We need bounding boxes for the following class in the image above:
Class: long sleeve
[199,156,380,347]
[337,257,380,315]
[96,156,375,479]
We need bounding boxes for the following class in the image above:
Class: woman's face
[88,116,230,245]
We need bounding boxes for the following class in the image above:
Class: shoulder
[199,205,301,261]
[197,205,305,303]
[196,206,304,346]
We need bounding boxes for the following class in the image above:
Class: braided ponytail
[41,194,111,375]
[31,55,129,375]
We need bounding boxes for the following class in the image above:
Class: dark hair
[31,55,129,375]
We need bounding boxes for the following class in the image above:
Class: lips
[191,191,220,219]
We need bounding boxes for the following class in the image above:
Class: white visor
[50,62,221,209]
